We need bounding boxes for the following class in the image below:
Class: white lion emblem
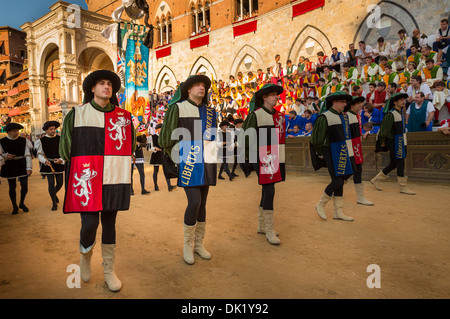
[262,153,278,179]
[108,116,131,150]
[73,168,97,206]
[275,116,285,135]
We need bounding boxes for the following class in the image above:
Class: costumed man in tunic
[370,93,415,195]
[59,70,136,292]
[239,84,286,245]
[159,75,217,265]
[35,121,65,211]
[131,133,150,195]
[0,123,33,215]
[345,97,374,206]
[310,92,355,221]
[149,123,177,192]
[217,120,234,181]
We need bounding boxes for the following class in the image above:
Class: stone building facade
[19,0,449,135]
[87,0,449,92]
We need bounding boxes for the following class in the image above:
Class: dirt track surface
[1,159,449,299]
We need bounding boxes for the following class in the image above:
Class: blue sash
[394,111,406,159]
[329,113,353,177]
[178,105,216,187]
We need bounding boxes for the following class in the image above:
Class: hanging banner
[118,23,150,133]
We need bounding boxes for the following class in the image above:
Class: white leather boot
[333,196,354,221]
[194,222,211,260]
[263,210,281,245]
[371,171,388,191]
[101,244,122,292]
[183,223,196,265]
[398,176,416,195]
[79,242,95,282]
[315,192,332,220]
[354,183,374,206]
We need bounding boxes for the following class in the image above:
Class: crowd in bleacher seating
[147,18,450,138]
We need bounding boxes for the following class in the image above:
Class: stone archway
[21,1,115,136]
[287,25,333,65]
[189,56,217,80]
[229,44,264,78]
[154,65,178,93]
[78,47,115,102]
[353,0,419,47]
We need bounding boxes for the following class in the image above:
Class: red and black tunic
[63,102,133,214]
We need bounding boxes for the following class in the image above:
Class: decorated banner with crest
[118,22,150,134]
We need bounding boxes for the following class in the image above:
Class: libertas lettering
[181,145,201,185]
[337,144,348,175]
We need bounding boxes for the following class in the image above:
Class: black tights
[8,176,28,208]
[218,162,231,177]
[183,186,209,226]
[323,147,344,197]
[131,163,146,192]
[153,165,172,188]
[382,151,405,177]
[353,163,362,184]
[80,211,118,249]
[259,183,275,210]
[46,174,64,203]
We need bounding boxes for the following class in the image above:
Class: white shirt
[406,101,436,119]
[0,136,33,171]
[407,83,433,100]
[356,45,374,62]
[34,135,65,165]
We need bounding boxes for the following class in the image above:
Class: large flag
[118,23,150,129]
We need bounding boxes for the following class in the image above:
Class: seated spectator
[372,82,387,110]
[411,29,429,50]
[302,109,317,129]
[432,81,450,123]
[406,92,435,132]
[301,122,313,136]
[372,37,393,63]
[351,85,367,100]
[287,124,303,138]
[286,110,304,136]
[381,65,399,86]
[407,75,433,103]
[361,102,383,127]
[421,58,444,88]
[362,122,380,138]
[437,119,450,134]
[366,82,377,104]
[433,18,450,52]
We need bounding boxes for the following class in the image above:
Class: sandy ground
[0,158,450,300]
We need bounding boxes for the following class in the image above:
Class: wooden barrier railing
[285,132,450,184]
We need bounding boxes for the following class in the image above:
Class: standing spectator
[355,41,373,72]
[392,29,412,70]
[406,92,435,132]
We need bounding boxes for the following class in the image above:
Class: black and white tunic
[35,135,65,174]
[0,136,33,179]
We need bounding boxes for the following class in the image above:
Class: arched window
[235,0,258,22]
[191,2,211,36]
[157,16,172,46]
